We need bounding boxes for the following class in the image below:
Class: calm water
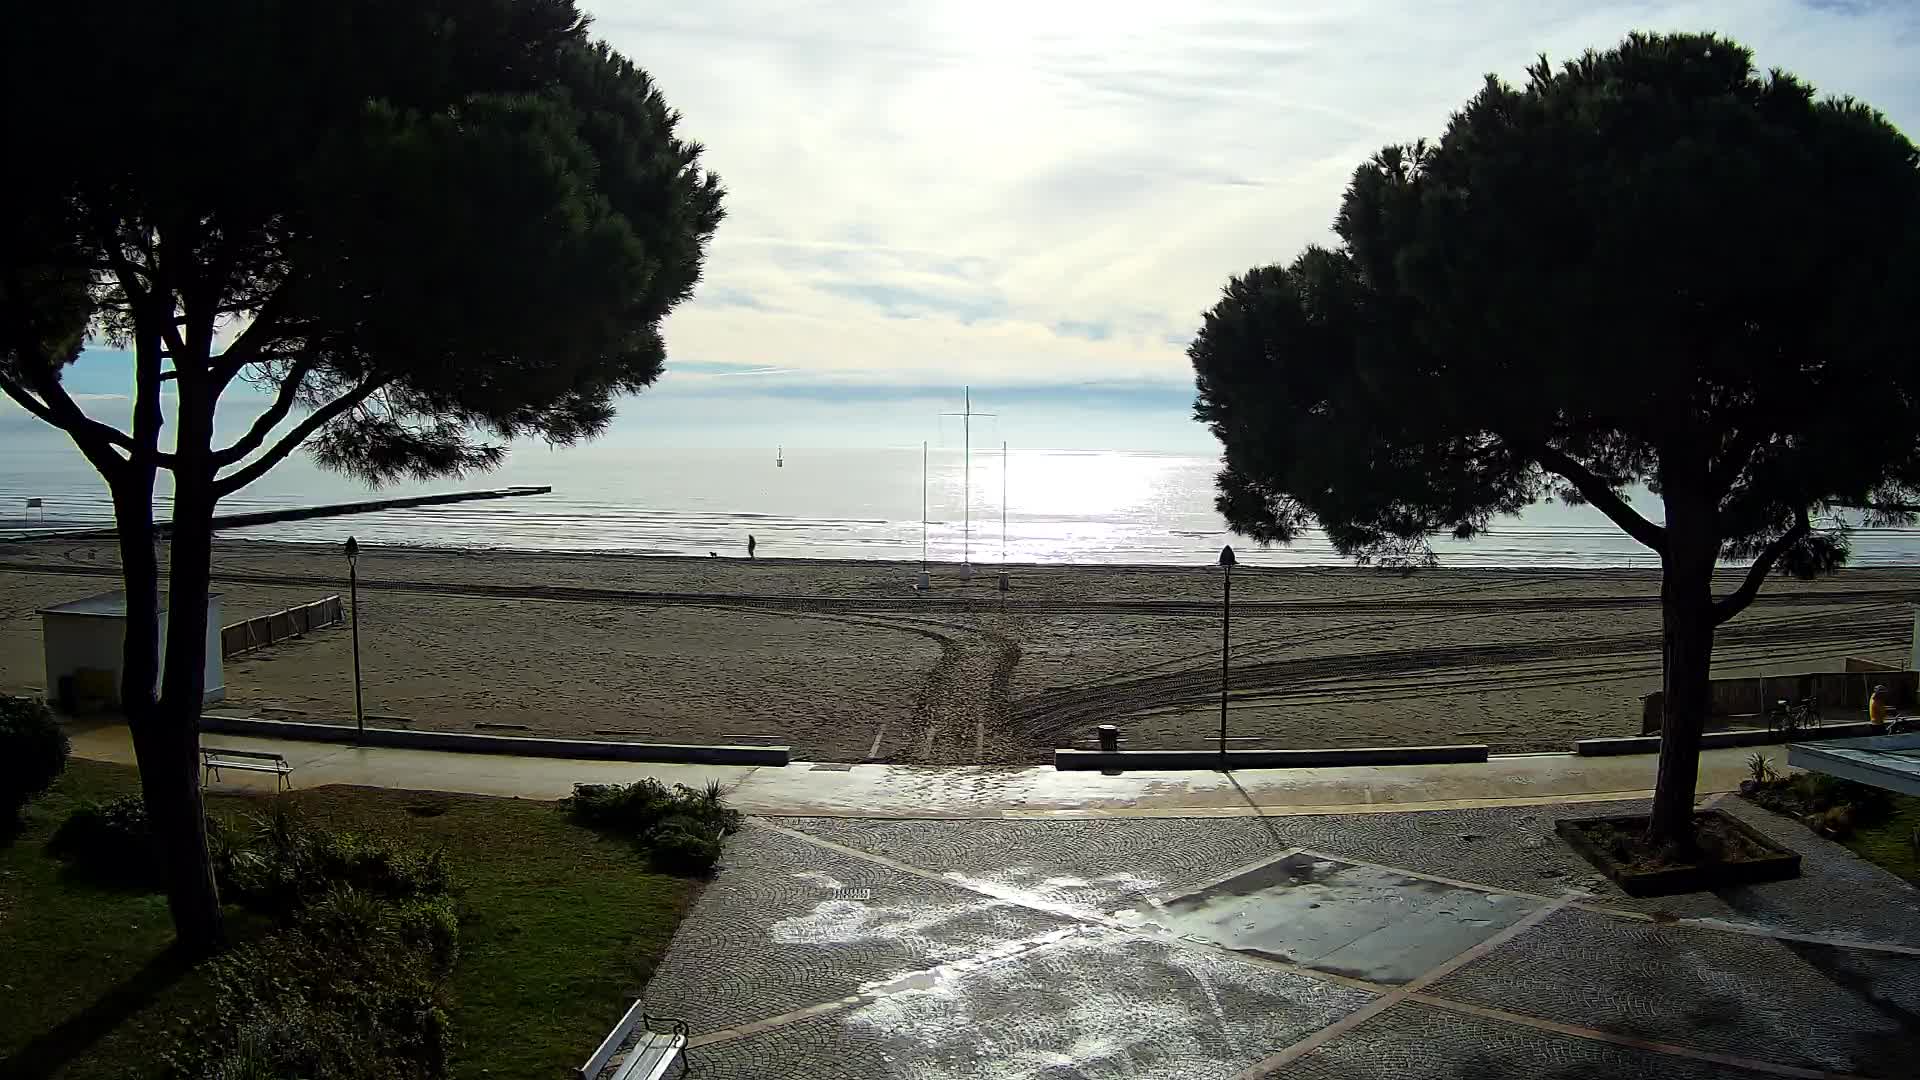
[3,443,1917,568]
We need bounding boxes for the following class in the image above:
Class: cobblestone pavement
[639,800,1920,1079]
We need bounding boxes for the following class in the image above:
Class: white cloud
[588,0,1918,393]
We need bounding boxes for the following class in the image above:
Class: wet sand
[1,539,1913,763]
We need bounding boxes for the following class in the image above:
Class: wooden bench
[200,748,293,792]
[580,1000,688,1080]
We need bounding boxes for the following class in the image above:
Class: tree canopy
[1,0,724,487]
[1190,31,1920,843]
[1194,32,1919,581]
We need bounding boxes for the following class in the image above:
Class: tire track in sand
[908,615,1021,766]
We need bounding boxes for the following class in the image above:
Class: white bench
[580,1001,688,1080]
[200,747,293,792]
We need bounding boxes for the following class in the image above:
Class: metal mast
[941,387,994,570]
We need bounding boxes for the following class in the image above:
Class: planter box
[1555,810,1801,897]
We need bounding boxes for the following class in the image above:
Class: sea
[3,443,1918,569]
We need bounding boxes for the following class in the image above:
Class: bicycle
[1766,694,1821,737]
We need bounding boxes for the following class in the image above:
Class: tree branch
[1708,428,1764,494]
[1526,443,1668,554]
[0,369,131,478]
[209,278,297,390]
[1713,510,1811,626]
[0,370,60,426]
[211,357,316,467]
[213,376,386,497]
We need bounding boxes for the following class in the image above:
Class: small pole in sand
[999,441,1010,592]
[919,441,930,591]
[1218,544,1236,771]
[346,536,365,744]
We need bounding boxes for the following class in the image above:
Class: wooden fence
[221,595,345,658]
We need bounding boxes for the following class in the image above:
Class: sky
[14,0,1920,456]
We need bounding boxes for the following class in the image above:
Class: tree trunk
[154,447,227,952]
[113,470,224,951]
[1647,520,1719,848]
[112,478,161,720]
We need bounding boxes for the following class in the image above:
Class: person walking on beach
[747,534,757,559]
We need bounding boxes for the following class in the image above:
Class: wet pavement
[71,720,1767,817]
[1130,853,1540,985]
[643,799,1920,1079]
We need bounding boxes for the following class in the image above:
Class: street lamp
[345,536,364,743]
[1218,544,1235,771]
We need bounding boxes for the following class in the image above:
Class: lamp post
[345,536,364,743]
[1218,544,1235,771]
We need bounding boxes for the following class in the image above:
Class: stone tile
[777,816,1290,916]
[1276,800,1657,898]
[1135,852,1538,984]
[689,928,1374,1079]
[1700,798,1920,946]
[1290,1001,1768,1080]
[1426,906,1920,1076]
[644,824,1080,1036]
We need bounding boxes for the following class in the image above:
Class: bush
[1818,805,1858,838]
[567,778,681,833]
[167,929,452,1080]
[225,805,451,917]
[566,779,742,873]
[46,794,232,888]
[1,694,69,839]
[645,815,727,874]
[164,817,461,1080]
[294,886,461,979]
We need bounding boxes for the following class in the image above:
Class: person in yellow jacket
[1869,684,1893,729]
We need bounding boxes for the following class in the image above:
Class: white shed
[38,591,224,711]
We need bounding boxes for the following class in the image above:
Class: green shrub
[1820,804,1858,838]
[644,814,727,874]
[1788,772,1893,821]
[165,820,461,1080]
[294,886,461,979]
[566,779,741,873]
[167,929,452,1080]
[1,694,69,839]
[567,778,681,833]
[225,805,451,916]
[48,795,156,883]
[47,794,232,888]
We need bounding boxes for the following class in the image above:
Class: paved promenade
[70,723,1920,1076]
[73,721,1761,818]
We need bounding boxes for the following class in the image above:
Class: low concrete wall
[197,715,789,766]
[1054,744,1488,771]
[1640,671,1916,734]
[1577,721,1878,757]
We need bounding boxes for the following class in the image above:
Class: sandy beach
[1,538,1913,764]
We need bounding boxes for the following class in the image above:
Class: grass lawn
[1,758,702,1080]
[1844,791,1920,886]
